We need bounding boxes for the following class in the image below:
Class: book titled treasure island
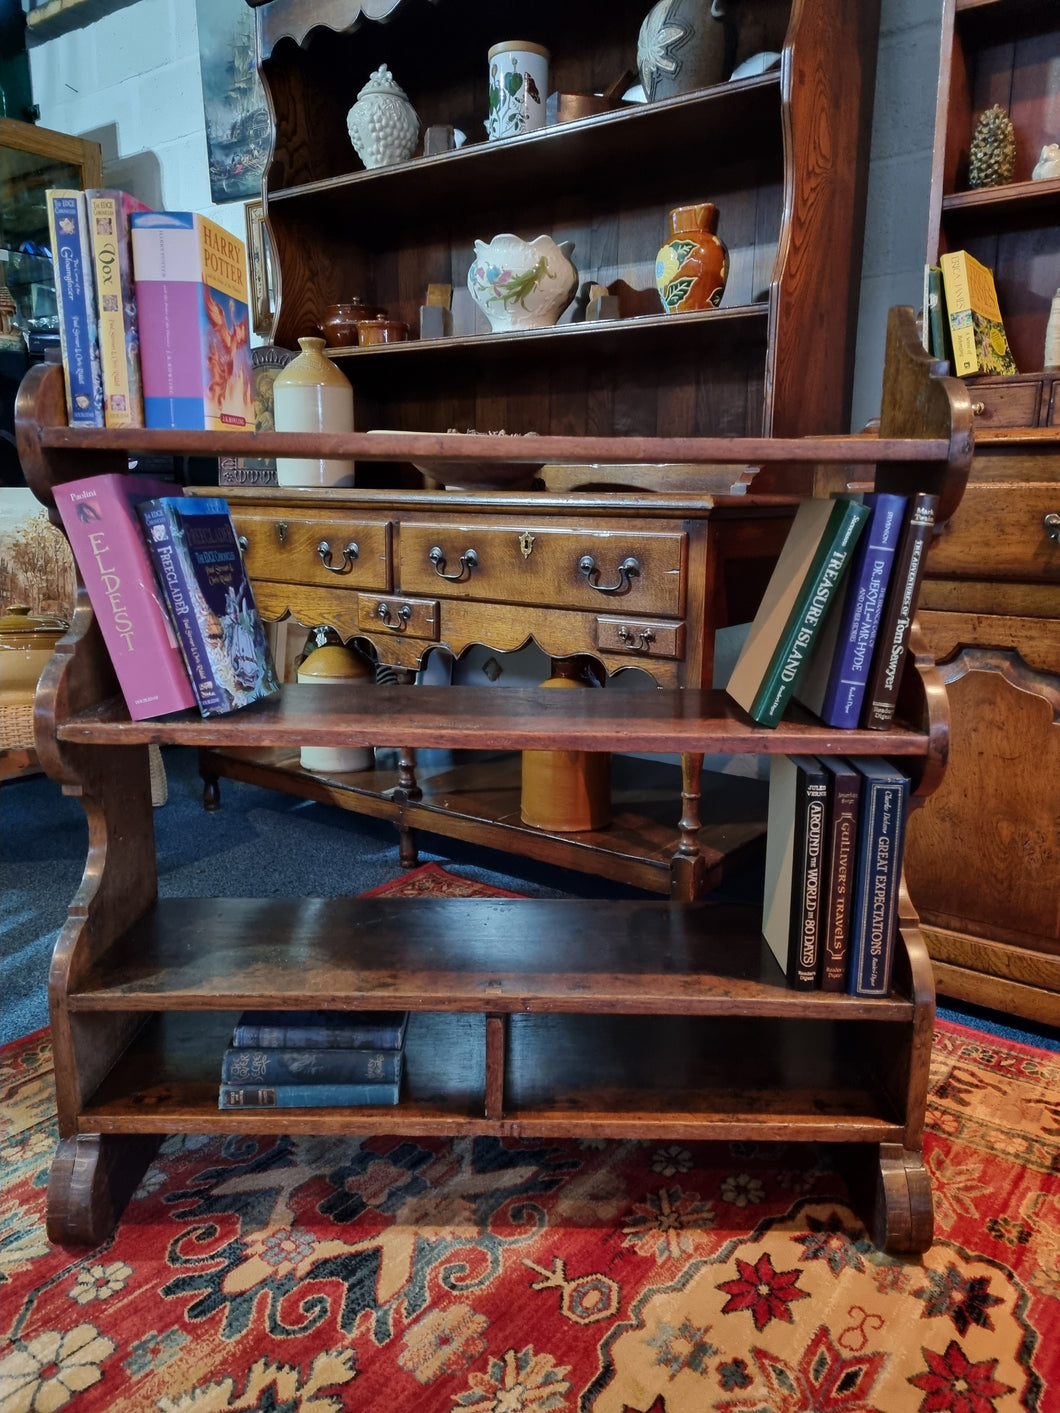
[137,496,279,717]
[130,210,254,432]
[53,475,196,720]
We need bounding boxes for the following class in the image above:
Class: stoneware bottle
[520,658,611,832]
[346,64,420,169]
[297,641,375,774]
[273,336,355,487]
[655,202,729,313]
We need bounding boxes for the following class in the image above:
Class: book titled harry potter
[137,496,279,717]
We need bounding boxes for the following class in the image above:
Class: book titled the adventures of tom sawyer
[137,496,279,717]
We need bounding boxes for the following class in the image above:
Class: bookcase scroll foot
[873,1143,934,1255]
[47,1133,162,1248]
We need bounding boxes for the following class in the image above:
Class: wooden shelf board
[33,425,954,466]
[55,684,933,755]
[942,177,1060,220]
[75,1011,908,1143]
[65,897,916,1018]
[267,78,783,225]
[955,0,1057,40]
[198,747,769,896]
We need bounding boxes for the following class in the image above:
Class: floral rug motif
[1,866,1057,1412]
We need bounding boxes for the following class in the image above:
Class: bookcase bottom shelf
[75,1010,908,1140]
[196,747,770,899]
[52,1010,931,1253]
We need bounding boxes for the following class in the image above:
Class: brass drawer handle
[317,540,359,573]
[579,554,640,595]
[1045,513,1060,543]
[377,602,412,630]
[971,401,985,416]
[428,545,478,582]
[617,625,655,651]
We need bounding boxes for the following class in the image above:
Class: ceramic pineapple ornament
[968,104,1016,189]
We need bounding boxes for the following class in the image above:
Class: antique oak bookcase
[16,306,972,1252]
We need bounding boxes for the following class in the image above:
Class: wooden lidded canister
[520,657,611,831]
[297,641,375,773]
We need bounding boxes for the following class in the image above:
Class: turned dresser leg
[47,1133,163,1247]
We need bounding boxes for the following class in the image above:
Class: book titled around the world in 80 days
[53,475,197,720]
[761,754,829,986]
[137,496,279,717]
[130,210,254,432]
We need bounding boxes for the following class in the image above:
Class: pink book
[54,475,197,719]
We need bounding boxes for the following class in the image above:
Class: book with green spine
[726,497,871,728]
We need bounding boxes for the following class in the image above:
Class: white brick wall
[27,0,246,249]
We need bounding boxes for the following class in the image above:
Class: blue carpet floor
[2,745,1056,1052]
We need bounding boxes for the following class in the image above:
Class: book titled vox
[53,475,197,720]
[137,497,279,717]
[86,189,151,428]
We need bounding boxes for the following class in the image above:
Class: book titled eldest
[137,497,279,717]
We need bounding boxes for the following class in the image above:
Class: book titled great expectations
[137,496,279,717]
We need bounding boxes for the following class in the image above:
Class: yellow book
[939,250,1018,376]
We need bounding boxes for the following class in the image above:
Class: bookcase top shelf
[54,683,934,755]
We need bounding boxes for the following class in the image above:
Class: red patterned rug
[1,865,1057,1412]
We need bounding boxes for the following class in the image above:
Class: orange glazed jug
[520,658,611,832]
[655,202,729,313]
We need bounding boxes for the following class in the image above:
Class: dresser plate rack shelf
[15,308,972,1252]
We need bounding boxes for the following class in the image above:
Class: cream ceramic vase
[297,642,375,773]
[346,65,420,168]
[273,337,355,487]
[467,233,578,332]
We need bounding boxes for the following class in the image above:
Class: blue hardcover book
[221,1046,404,1084]
[847,758,911,997]
[231,1010,410,1050]
[796,493,907,727]
[137,497,279,717]
[45,190,104,426]
[218,1080,401,1109]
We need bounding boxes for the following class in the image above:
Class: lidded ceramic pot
[655,202,729,313]
[320,300,386,347]
[0,604,68,708]
[346,64,420,169]
[520,658,611,831]
[272,336,355,487]
[297,641,375,773]
[467,233,578,332]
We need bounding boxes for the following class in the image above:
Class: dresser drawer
[929,483,1060,582]
[595,615,685,660]
[357,593,439,641]
[966,378,1042,428]
[232,512,392,591]
[397,523,687,616]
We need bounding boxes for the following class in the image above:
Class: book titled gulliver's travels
[53,475,196,720]
[86,189,150,428]
[818,756,862,991]
[45,190,104,427]
[130,210,254,432]
[137,496,279,717]
[231,1010,410,1050]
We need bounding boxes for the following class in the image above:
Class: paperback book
[130,210,254,431]
[52,475,196,720]
[137,496,279,717]
[726,496,870,727]
[796,493,907,728]
[45,190,104,427]
[231,1010,410,1050]
[86,189,151,428]
[939,249,1018,377]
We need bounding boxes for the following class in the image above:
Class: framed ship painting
[195,0,271,204]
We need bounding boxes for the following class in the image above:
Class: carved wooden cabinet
[904,429,1060,1027]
